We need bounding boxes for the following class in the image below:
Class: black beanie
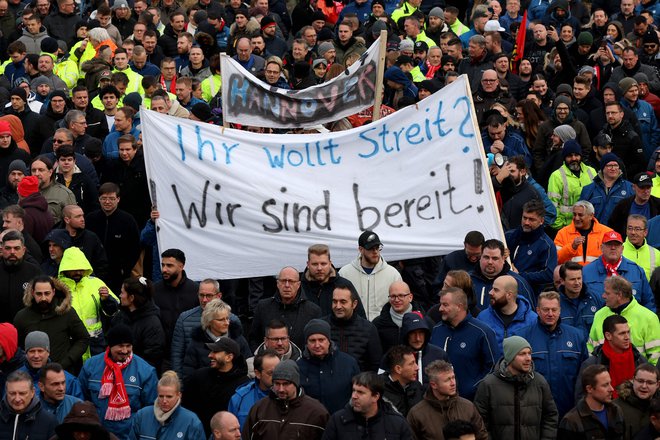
[106,324,133,347]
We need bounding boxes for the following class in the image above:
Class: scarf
[153,396,181,425]
[601,340,635,398]
[390,304,412,328]
[602,255,622,277]
[99,348,133,421]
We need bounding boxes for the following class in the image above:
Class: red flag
[510,11,528,74]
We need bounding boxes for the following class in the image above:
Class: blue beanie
[562,140,582,159]
[599,152,620,171]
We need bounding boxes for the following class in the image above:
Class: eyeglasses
[265,336,289,342]
[99,196,118,202]
[604,163,620,169]
[53,139,67,143]
[388,294,410,301]
[627,226,645,232]
[277,279,299,285]
[634,377,658,386]
[481,79,497,83]
[198,293,216,300]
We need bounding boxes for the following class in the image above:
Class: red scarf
[601,340,635,398]
[99,348,133,420]
[602,255,622,277]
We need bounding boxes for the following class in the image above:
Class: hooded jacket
[111,300,165,368]
[0,393,57,440]
[473,358,559,440]
[324,400,413,440]
[181,321,251,378]
[18,192,54,243]
[13,277,89,371]
[580,171,634,226]
[476,297,538,350]
[338,256,402,321]
[152,270,198,350]
[0,254,42,323]
[395,312,448,384]
[614,379,657,439]
[131,401,205,440]
[17,26,49,55]
[373,302,425,356]
[407,388,489,440]
[52,400,118,439]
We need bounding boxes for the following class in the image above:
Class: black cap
[414,41,428,52]
[633,172,653,187]
[206,337,240,356]
[358,230,382,250]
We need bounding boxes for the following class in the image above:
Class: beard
[567,161,581,172]
[37,300,52,312]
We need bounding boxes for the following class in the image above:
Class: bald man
[211,411,241,440]
[476,275,538,350]
[373,281,425,353]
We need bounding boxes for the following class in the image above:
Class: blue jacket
[528,176,558,226]
[470,262,536,309]
[527,0,552,20]
[78,353,158,440]
[481,129,532,167]
[517,319,588,418]
[559,285,604,341]
[476,297,538,350]
[620,98,660,159]
[41,394,82,423]
[130,403,205,440]
[102,126,141,159]
[649,215,660,248]
[580,174,633,225]
[636,0,660,24]
[582,256,656,312]
[297,344,360,414]
[505,226,557,295]
[338,0,371,23]
[228,379,268,429]
[18,362,84,400]
[430,314,500,401]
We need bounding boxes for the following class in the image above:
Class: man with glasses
[246,319,302,378]
[373,281,423,353]
[582,231,656,311]
[610,172,660,237]
[339,231,402,320]
[623,214,660,281]
[70,86,108,140]
[251,266,321,349]
[473,69,516,130]
[614,364,659,438]
[599,102,645,176]
[42,0,81,48]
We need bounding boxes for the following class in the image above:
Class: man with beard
[153,249,199,363]
[492,156,541,231]
[62,205,108,281]
[183,337,249,437]
[609,172,660,237]
[407,360,488,440]
[548,140,597,231]
[434,231,484,289]
[476,275,538,350]
[505,200,557,294]
[0,230,42,323]
[323,372,413,439]
[57,247,119,357]
[13,276,88,372]
[175,32,193,73]
[555,200,615,265]
[30,156,76,224]
[0,160,26,209]
[559,365,624,437]
[333,21,366,65]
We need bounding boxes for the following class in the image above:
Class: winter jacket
[495,178,542,231]
[470,261,535,310]
[623,239,660,281]
[323,400,413,440]
[247,339,303,377]
[65,228,109,282]
[111,301,165,368]
[182,359,249,437]
[482,127,532,168]
[55,169,99,214]
[608,195,660,237]
[243,389,329,440]
[0,144,30,191]
[433,248,479,290]
[333,36,367,65]
[40,181,77,224]
[602,119,647,176]
[13,277,89,371]
[18,361,83,400]
[324,311,382,372]
[559,285,604,341]
[407,389,488,440]
[250,291,322,350]
[580,173,634,226]
[555,217,614,265]
[0,258,43,323]
[17,26,49,54]
[228,379,267,429]
[505,225,557,294]
[298,343,360,414]
[395,312,448,384]
[51,400,119,439]
[372,302,423,355]
[620,97,660,160]
[181,323,251,379]
[558,397,625,440]
[548,163,597,230]
[614,380,656,440]
[517,319,588,417]
[430,314,500,401]
[4,106,49,158]
[476,297,539,350]
[107,151,151,228]
[129,403,205,440]
[78,352,158,440]
[588,298,660,365]
[474,358,559,440]
[41,394,82,424]
[380,373,423,417]
[583,256,656,311]
[301,271,366,318]
[0,395,57,440]
[338,256,403,321]
[152,271,198,349]
[58,247,119,352]
[43,10,82,46]
[534,118,591,175]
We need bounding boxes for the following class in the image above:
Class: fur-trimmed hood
[22,277,72,316]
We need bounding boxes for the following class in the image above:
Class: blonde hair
[158,370,181,391]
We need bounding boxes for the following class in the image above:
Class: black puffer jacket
[380,373,424,417]
[111,300,166,368]
[182,321,251,379]
[323,311,382,372]
[614,380,657,440]
[323,400,413,440]
[372,302,424,354]
[0,394,57,439]
[301,271,366,318]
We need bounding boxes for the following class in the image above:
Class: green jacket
[623,239,660,281]
[548,163,596,230]
[588,298,660,365]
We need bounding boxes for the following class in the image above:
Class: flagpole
[372,30,387,122]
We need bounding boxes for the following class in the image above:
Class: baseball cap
[602,231,623,244]
[206,337,240,356]
[633,172,653,187]
[358,231,382,250]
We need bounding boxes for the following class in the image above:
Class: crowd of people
[0,0,657,438]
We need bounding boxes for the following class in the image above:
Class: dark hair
[464,231,485,247]
[443,420,476,439]
[161,248,185,264]
[30,275,55,293]
[38,362,64,384]
[123,276,153,308]
[254,349,280,372]
[99,85,120,99]
[2,229,24,245]
[384,345,415,371]
[266,319,288,333]
[352,372,384,398]
[482,239,505,256]
[508,155,527,171]
[582,364,608,392]
[522,199,545,218]
[99,182,120,197]
[71,85,88,95]
[55,145,75,159]
[559,261,582,279]
[141,75,159,89]
[635,363,660,381]
[603,314,628,335]
[333,277,360,302]
[650,398,660,417]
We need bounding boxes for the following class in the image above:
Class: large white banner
[141,76,503,279]
[220,38,381,128]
